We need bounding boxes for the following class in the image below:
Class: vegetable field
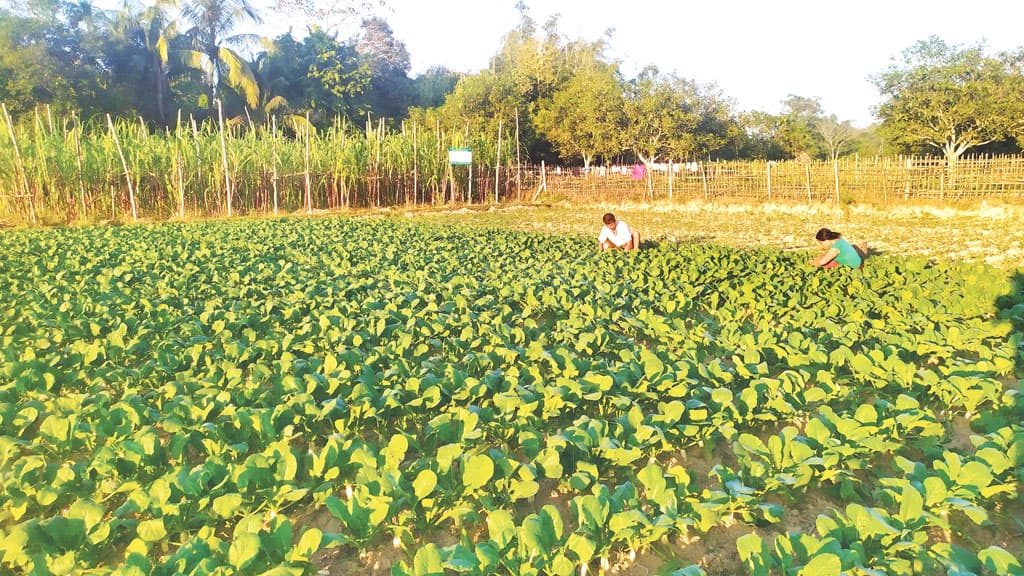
[1,217,1022,575]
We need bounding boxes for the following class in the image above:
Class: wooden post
[271,116,279,216]
[515,110,521,202]
[73,119,86,221]
[176,145,184,219]
[532,161,547,202]
[217,100,231,217]
[668,159,674,201]
[701,162,709,201]
[447,162,455,204]
[413,120,418,206]
[832,157,840,206]
[495,118,502,204]
[175,109,184,219]
[107,114,138,222]
[766,161,772,202]
[2,103,36,225]
[304,112,312,214]
[805,161,812,204]
[904,156,912,201]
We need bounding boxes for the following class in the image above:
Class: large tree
[0,1,115,118]
[179,0,263,114]
[776,94,826,160]
[872,36,1024,165]
[109,0,179,124]
[257,28,370,124]
[621,66,700,196]
[533,39,623,169]
[355,16,411,120]
[687,82,741,160]
[409,65,458,109]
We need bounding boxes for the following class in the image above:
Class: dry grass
[402,200,1024,269]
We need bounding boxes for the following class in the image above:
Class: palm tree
[179,0,262,113]
[66,0,112,34]
[111,0,179,124]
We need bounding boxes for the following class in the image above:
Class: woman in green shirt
[811,228,863,269]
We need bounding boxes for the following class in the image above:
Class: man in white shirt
[598,212,641,251]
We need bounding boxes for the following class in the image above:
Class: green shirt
[832,238,862,268]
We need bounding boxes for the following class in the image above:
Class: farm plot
[0,217,1022,575]
[407,202,1024,269]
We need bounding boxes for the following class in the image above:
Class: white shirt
[598,220,632,247]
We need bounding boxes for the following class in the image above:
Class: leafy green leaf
[463,453,494,490]
[487,510,516,550]
[413,470,438,500]
[798,553,841,576]
[137,519,166,543]
[213,493,244,518]
[229,533,261,570]
[897,484,924,525]
[978,546,1023,576]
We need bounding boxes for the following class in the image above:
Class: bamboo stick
[495,118,502,204]
[2,103,36,225]
[272,116,279,216]
[304,112,312,214]
[217,100,231,217]
[106,114,137,222]
[74,119,86,220]
[413,120,418,206]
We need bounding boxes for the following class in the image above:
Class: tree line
[2,0,1024,170]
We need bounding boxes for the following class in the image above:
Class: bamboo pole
[413,120,418,206]
[495,118,502,204]
[176,109,185,218]
[701,162,709,201]
[2,103,36,225]
[73,118,86,221]
[217,100,231,217]
[668,159,673,201]
[532,161,546,202]
[832,158,840,205]
[272,116,279,216]
[33,108,53,214]
[106,114,137,222]
[515,110,521,203]
[805,161,812,204]
[304,112,312,214]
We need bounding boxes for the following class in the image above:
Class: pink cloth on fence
[631,164,646,179]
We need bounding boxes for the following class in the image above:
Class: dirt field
[399,200,1024,269]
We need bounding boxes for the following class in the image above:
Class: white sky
[357,0,1024,127]
[98,0,1024,128]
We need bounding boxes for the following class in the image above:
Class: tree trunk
[153,53,166,125]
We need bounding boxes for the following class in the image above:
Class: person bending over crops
[598,213,641,251]
[811,228,863,269]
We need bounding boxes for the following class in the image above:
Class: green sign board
[448,147,472,165]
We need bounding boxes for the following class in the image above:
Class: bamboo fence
[530,156,1024,205]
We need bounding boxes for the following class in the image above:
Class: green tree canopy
[621,66,699,167]
[355,16,412,120]
[258,28,370,124]
[179,0,263,113]
[872,36,1024,164]
[0,1,115,119]
[533,38,623,168]
[776,94,826,159]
